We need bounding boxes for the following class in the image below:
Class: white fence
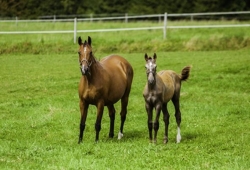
[1,11,250,43]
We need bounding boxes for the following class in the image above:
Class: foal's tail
[181,66,191,81]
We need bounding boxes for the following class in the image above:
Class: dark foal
[143,53,190,143]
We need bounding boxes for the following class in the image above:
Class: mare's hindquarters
[118,60,134,139]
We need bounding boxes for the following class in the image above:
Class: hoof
[109,133,114,138]
[176,134,181,143]
[78,138,82,144]
[118,132,123,140]
[149,139,156,144]
[163,136,168,144]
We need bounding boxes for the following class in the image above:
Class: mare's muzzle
[80,65,89,75]
[80,58,92,76]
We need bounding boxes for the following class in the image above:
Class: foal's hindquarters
[143,67,190,144]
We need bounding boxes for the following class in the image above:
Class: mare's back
[100,55,131,75]
[100,55,132,98]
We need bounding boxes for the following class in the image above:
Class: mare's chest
[79,77,106,103]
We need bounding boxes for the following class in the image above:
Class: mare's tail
[181,66,191,81]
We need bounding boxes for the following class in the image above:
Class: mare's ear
[153,53,157,60]
[88,36,92,46]
[145,53,148,61]
[78,37,82,45]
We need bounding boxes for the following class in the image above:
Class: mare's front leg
[153,104,161,143]
[162,103,170,144]
[145,103,153,142]
[95,101,104,142]
[78,99,89,144]
[107,105,116,138]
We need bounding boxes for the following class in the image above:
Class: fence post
[125,13,128,23]
[74,18,77,44]
[90,14,93,23]
[163,12,167,39]
[16,16,18,26]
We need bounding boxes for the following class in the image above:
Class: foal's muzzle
[147,72,155,84]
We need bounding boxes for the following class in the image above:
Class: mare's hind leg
[118,95,129,139]
[107,105,116,138]
[78,100,89,144]
[172,94,182,143]
[162,103,170,144]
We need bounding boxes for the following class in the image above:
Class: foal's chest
[144,91,160,105]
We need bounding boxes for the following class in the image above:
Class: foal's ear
[88,36,92,46]
[78,37,82,45]
[153,53,157,60]
[145,53,149,61]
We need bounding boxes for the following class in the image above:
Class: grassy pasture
[1,20,250,54]
[0,49,250,169]
[0,20,250,169]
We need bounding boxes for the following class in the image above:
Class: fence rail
[1,11,250,43]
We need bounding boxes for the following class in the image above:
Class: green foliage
[0,0,250,19]
[0,49,250,169]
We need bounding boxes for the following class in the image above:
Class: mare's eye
[78,51,81,55]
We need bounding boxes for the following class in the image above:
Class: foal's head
[145,53,157,85]
[78,36,94,76]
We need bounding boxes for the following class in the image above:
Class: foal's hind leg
[172,95,182,143]
[107,105,116,138]
[162,103,170,144]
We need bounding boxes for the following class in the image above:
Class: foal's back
[157,70,181,103]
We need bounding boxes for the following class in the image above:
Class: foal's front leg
[153,104,161,143]
[146,103,153,142]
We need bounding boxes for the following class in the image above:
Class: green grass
[1,20,250,54]
[0,49,250,169]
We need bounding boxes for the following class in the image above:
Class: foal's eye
[78,51,81,55]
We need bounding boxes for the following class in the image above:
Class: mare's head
[78,36,94,76]
[144,53,157,85]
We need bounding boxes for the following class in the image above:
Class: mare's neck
[85,59,101,81]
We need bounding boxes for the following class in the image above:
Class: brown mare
[143,53,190,143]
[77,36,133,143]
